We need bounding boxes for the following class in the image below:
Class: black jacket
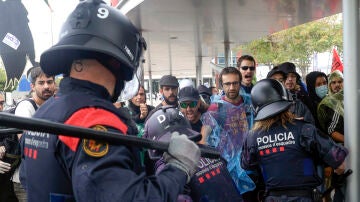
[127,101,154,124]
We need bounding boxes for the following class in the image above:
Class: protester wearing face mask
[317,70,346,202]
[315,82,328,99]
[306,71,336,202]
[305,71,328,131]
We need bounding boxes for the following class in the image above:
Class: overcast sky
[22,0,78,62]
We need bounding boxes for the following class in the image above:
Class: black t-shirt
[191,119,203,133]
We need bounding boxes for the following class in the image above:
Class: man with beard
[237,55,256,130]
[13,66,55,201]
[15,67,56,117]
[278,62,314,118]
[317,70,344,143]
[147,75,179,119]
[201,67,255,199]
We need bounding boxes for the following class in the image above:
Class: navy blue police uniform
[144,106,242,202]
[188,157,242,201]
[154,156,242,202]
[20,77,188,202]
[0,131,19,202]
[241,120,348,201]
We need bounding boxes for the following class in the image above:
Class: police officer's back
[241,79,348,202]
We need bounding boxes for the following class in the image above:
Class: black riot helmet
[40,0,146,100]
[144,106,201,159]
[251,79,291,121]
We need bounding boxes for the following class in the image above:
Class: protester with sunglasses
[201,67,255,198]
[236,55,256,130]
[178,86,203,133]
[237,55,256,93]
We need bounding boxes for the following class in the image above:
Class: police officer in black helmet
[20,1,200,201]
[241,79,348,202]
[144,106,242,202]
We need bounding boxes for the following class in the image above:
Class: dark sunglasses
[240,66,255,71]
[0,101,4,105]
[179,101,198,108]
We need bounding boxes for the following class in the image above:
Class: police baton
[0,128,23,134]
[0,112,220,159]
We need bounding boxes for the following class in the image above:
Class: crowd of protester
[0,46,347,201]
[1,59,347,202]
[124,58,346,202]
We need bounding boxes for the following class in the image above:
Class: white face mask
[315,85,328,99]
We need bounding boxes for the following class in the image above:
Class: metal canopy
[126,0,342,82]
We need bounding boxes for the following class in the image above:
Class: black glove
[332,169,353,188]
[163,132,200,182]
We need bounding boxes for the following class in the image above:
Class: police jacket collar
[58,77,113,101]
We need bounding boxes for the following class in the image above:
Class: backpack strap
[25,98,38,111]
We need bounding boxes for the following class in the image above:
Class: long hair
[252,110,296,132]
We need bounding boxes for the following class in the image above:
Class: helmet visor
[117,65,143,101]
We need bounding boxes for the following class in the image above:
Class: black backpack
[4,98,38,114]
[0,99,37,172]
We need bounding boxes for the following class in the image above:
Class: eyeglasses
[240,66,255,71]
[179,101,198,108]
[0,101,4,105]
[222,81,240,87]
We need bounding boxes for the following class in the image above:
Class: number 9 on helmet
[40,0,146,100]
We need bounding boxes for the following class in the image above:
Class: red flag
[331,48,343,72]
[111,0,120,7]
[43,0,53,12]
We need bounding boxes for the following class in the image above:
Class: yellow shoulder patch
[83,125,109,157]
